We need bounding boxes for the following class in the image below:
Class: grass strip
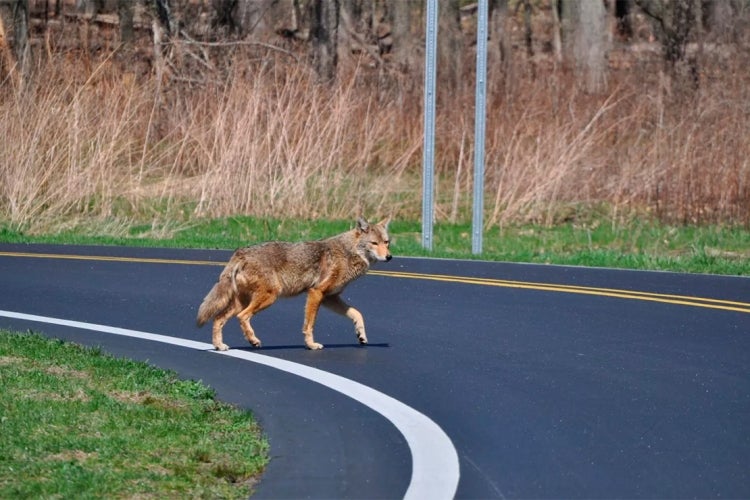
[1,215,748,275]
[0,330,268,499]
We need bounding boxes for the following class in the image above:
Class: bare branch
[171,38,300,63]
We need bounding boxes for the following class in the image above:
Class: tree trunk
[76,0,100,70]
[76,0,101,17]
[550,0,563,64]
[154,0,176,36]
[488,0,512,94]
[560,0,577,64]
[635,0,699,92]
[706,0,734,42]
[310,0,339,82]
[635,0,695,65]
[388,0,413,72]
[614,0,634,39]
[576,0,609,93]
[233,0,302,38]
[5,0,31,84]
[117,0,134,45]
[488,0,510,68]
[438,0,462,90]
[0,5,14,83]
[560,0,610,93]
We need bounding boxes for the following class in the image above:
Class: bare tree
[228,0,302,38]
[154,0,177,36]
[521,0,533,62]
[439,0,463,90]
[76,0,103,17]
[388,0,413,72]
[487,0,514,95]
[634,0,699,91]
[560,0,611,93]
[16,0,29,84]
[117,0,134,45]
[76,0,101,66]
[310,0,339,82]
[634,0,695,65]
[488,0,511,71]
[234,0,269,36]
[705,0,739,43]
[577,0,610,93]
[0,0,30,85]
[614,0,634,39]
[0,3,15,82]
[550,0,563,63]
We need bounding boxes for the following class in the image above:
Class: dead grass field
[1,52,748,234]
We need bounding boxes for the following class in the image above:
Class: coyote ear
[356,217,370,233]
[377,216,391,229]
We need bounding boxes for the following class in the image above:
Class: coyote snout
[196,217,392,351]
[367,237,392,263]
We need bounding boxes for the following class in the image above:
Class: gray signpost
[422,0,438,251]
[422,0,487,254]
[472,0,488,254]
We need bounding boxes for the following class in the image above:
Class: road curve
[1,243,749,499]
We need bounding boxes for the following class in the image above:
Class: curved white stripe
[0,310,460,499]
[219,348,459,499]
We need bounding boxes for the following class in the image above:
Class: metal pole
[422,0,438,251]
[472,0,489,255]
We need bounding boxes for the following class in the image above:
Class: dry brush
[1,54,747,235]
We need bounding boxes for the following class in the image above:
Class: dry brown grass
[1,53,747,234]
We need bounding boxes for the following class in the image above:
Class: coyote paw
[357,335,368,345]
[214,343,230,351]
[249,338,262,348]
[306,342,324,350]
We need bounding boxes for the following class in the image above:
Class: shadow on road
[233,342,390,351]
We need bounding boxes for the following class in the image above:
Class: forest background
[0,0,748,242]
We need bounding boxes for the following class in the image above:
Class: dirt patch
[45,365,91,380]
[46,450,98,463]
[109,390,188,412]
[28,387,91,403]
[0,356,24,366]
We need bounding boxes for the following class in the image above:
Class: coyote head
[357,217,392,263]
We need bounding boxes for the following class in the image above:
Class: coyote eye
[385,240,390,246]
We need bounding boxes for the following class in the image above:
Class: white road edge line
[0,310,460,500]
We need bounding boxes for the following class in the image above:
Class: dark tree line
[0,0,747,90]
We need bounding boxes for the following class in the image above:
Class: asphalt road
[1,243,749,499]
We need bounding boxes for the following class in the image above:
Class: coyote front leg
[303,288,325,350]
[322,294,368,345]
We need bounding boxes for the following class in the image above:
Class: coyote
[196,217,392,350]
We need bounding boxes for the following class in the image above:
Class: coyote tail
[196,277,233,327]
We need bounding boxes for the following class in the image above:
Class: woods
[2,1,744,104]
[0,1,748,233]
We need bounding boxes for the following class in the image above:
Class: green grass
[1,214,748,275]
[0,331,268,499]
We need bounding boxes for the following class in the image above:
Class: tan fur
[197,217,391,350]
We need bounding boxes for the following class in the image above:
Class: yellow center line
[2,251,749,314]
[0,251,223,267]
[370,270,750,309]
[369,270,750,314]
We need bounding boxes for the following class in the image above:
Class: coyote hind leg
[238,319,262,348]
[212,303,240,351]
[236,289,279,348]
[322,294,368,345]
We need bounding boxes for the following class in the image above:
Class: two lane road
[1,244,748,498]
